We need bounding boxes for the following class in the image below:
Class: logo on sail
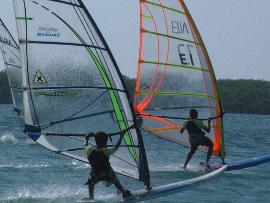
[0,35,12,46]
[37,25,61,38]
[33,70,47,83]
[171,21,189,34]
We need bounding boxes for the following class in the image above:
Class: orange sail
[135,0,225,160]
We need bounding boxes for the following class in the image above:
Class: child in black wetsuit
[180,109,213,169]
[84,128,134,200]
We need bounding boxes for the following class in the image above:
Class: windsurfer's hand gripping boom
[84,117,143,148]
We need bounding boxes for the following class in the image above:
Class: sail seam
[139,91,216,99]
[19,40,107,50]
[4,63,22,69]
[0,41,19,50]
[47,0,82,7]
[1,44,21,61]
[26,86,126,92]
[142,29,200,45]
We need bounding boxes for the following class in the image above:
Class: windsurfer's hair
[95,132,108,148]
[190,109,198,119]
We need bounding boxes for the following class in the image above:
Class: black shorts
[189,133,212,147]
[88,167,119,185]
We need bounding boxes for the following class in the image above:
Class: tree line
[218,79,270,115]
[1,70,269,115]
[0,70,12,104]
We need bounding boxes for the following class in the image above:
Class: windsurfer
[84,120,142,200]
[180,109,213,169]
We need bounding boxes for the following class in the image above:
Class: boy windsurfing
[180,109,213,169]
[84,119,142,200]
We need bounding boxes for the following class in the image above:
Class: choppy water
[0,104,270,202]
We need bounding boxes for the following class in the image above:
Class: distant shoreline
[1,71,269,115]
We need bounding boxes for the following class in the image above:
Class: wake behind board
[210,154,270,171]
[98,166,227,202]
[177,162,212,173]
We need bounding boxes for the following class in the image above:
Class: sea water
[0,104,270,202]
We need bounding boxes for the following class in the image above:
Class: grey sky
[1,0,270,80]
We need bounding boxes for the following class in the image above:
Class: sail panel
[0,19,23,114]
[14,0,150,183]
[15,0,104,48]
[136,0,224,158]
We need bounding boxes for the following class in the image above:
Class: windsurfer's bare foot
[179,165,186,171]
[89,196,94,200]
[122,190,132,198]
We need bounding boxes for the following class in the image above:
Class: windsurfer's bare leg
[206,141,213,164]
[114,181,125,193]
[200,136,214,166]
[113,176,131,198]
[88,180,95,200]
[184,145,198,168]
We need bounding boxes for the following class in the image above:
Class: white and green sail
[13,0,150,185]
[0,18,23,115]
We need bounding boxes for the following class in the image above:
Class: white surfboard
[99,165,227,202]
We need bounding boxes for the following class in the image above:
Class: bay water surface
[0,104,270,202]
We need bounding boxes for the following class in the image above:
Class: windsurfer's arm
[114,133,124,151]
[180,126,185,133]
[85,132,95,146]
[113,118,142,151]
[203,117,212,133]
[180,121,187,133]
[109,117,142,138]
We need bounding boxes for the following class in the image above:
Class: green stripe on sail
[139,91,216,99]
[144,1,186,15]
[143,29,200,46]
[57,17,138,162]
[16,17,33,20]
[142,14,153,19]
[141,60,209,72]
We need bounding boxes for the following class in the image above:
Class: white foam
[0,133,18,144]
[150,163,206,173]
[24,138,36,145]
[3,186,81,201]
[149,163,180,172]
[2,184,109,201]
[0,162,50,169]
[71,160,89,169]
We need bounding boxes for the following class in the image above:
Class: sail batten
[144,0,186,14]
[140,60,209,72]
[19,40,107,50]
[142,29,200,45]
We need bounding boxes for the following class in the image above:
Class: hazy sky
[1,0,270,80]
